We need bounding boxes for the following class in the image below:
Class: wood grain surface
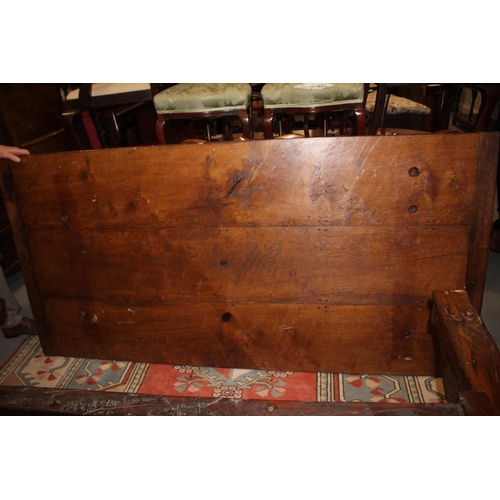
[433,289,500,415]
[0,387,465,416]
[1,133,497,377]
[11,136,479,230]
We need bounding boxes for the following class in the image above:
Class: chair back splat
[1,132,499,415]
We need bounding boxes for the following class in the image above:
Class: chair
[450,84,500,132]
[153,83,253,144]
[366,84,432,135]
[62,83,162,149]
[260,83,367,138]
[447,84,500,253]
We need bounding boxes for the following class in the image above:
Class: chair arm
[432,290,500,415]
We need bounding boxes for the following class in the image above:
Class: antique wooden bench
[1,132,499,415]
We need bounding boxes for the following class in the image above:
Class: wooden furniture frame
[448,84,500,253]
[367,84,441,135]
[1,132,499,415]
[156,108,252,144]
[452,84,500,133]
[62,84,162,149]
[263,101,366,138]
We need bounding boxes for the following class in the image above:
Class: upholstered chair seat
[154,83,251,113]
[260,83,366,138]
[154,83,252,143]
[365,85,433,135]
[66,83,152,103]
[365,91,431,115]
[261,83,365,109]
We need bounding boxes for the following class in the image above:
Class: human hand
[0,145,30,162]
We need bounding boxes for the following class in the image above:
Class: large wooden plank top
[1,133,497,375]
[8,134,480,229]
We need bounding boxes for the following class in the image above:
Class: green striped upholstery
[154,83,252,114]
[261,83,364,109]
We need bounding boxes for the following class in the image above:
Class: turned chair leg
[238,109,251,139]
[263,109,274,139]
[222,117,230,138]
[340,112,346,135]
[156,115,167,144]
[354,108,366,136]
[304,113,310,138]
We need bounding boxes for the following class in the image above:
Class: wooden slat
[28,225,469,305]
[12,135,479,230]
[0,387,465,416]
[39,298,436,374]
[465,132,499,312]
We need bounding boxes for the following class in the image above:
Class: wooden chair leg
[434,84,455,131]
[61,111,85,150]
[156,115,167,144]
[237,109,251,139]
[80,109,102,149]
[473,86,500,132]
[368,84,388,135]
[340,113,345,135]
[263,109,274,139]
[283,115,292,135]
[382,92,391,126]
[167,120,177,144]
[304,113,310,138]
[189,121,197,140]
[454,86,462,115]
[278,115,284,136]
[354,108,366,136]
[469,89,478,123]
[104,109,122,147]
[222,117,230,138]
[379,92,391,135]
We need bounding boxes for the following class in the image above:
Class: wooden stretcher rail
[0,387,465,416]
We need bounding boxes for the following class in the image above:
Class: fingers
[0,145,31,162]
[5,152,21,162]
[8,147,30,157]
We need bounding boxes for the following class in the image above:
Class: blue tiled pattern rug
[0,336,446,403]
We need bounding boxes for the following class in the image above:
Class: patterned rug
[0,336,446,404]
